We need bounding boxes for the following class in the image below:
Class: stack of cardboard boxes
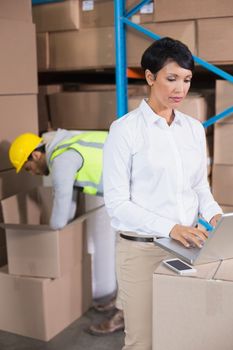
[154,0,233,64]
[33,0,233,70]
[212,80,233,212]
[0,1,42,268]
[0,186,94,341]
[33,0,154,71]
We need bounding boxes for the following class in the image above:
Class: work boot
[93,297,116,313]
[87,309,124,336]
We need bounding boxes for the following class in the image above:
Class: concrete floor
[0,307,124,350]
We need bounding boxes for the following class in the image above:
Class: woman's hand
[209,214,222,228]
[170,224,208,248]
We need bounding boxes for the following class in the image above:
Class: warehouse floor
[0,307,124,350]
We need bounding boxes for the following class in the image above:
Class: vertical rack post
[114,0,128,117]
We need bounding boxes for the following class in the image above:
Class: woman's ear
[145,69,155,87]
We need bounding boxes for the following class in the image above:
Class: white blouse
[103,99,222,237]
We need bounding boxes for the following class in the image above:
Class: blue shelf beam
[32,0,63,5]
[115,0,233,125]
[203,106,233,128]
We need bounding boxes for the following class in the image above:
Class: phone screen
[166,259,193,271]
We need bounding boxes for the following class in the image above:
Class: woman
[103,37,222,350]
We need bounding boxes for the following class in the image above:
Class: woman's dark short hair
[141,37,194,75]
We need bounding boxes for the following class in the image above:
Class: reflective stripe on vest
[49,131,108,195]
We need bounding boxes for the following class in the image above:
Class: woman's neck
[147,99,174,126]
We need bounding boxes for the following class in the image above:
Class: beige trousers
[116,232,169,350]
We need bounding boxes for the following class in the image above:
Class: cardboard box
[33,0,153,32]
[153,0,233,22]
[38,85,62,133]
[49,90,116,130]
[212,165,233,205]
[0,19,37,94]
[221,205,233,213]
[128,96,144,111]
[198,17,233,63]
[153,259,233,350]
[49,26,115,70]
[179,92,209,122]
[80,0,154,27]
[1,186,89,278]
[216,80,233,123]
[0,95,38,171]
[127,21,196,67]
[214,123,233,164]
[36,32,49,71]
[0,262,91,341]
[0,169,42,200]
[32,0,80,32]
[0,0,32,22]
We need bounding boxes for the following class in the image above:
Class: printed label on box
[82,0,94,11]
[140,2,154,14]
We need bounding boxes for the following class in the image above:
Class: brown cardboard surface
[214,123,233,164]
[155,260,220,280]
[0,0,32,22]
[0,19,37,94]
[0,95,38,171]
[198,17,233,63]
[153,273,233,350]
[33,0,80,32]
[216,80,233,123]
[1,187,87,278]
[33,0,152,32]
[0,263,91,341]
[38,85,63,133]
[0,169,42,200]
[49,26,115,70]
[154,0,233,22]
[214,259,233,281]
[49,90,116,130]
[153,259,233,350]
[36,32,49,71]
[221,205,233,213]
[38,92,50,133]
[127,21,196,67]
[179,91,215,122]
[212,165,233,205]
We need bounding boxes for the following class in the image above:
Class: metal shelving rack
[114,0,233,127]
[32,0,233,126]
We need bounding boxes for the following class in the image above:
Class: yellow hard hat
[9,133,43,173]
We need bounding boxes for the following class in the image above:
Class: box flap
[1,188,41,224]
[213,259,233,282]
[154,260,221,280]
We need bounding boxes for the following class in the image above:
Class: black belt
[120,233,154,243]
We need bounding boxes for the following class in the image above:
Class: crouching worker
[9,129,107,230]
[9,128,124,334]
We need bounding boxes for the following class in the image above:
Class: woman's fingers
[170,225,208,248]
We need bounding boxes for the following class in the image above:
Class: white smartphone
[163,258,197,275]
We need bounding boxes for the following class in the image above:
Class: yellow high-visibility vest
[49,131,108,195]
